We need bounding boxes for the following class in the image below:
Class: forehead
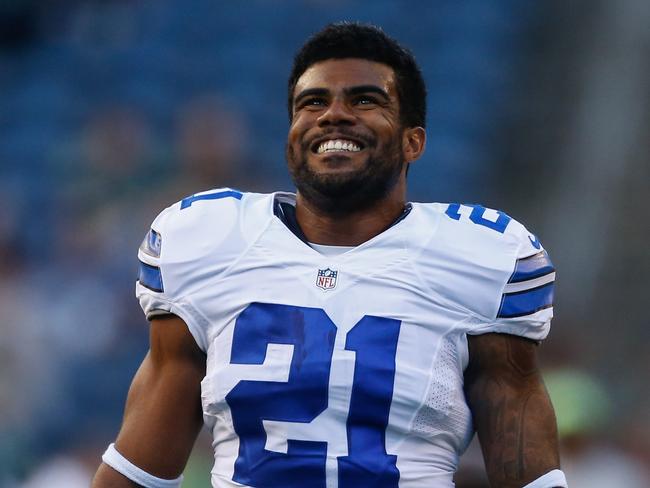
[294,58,397,97]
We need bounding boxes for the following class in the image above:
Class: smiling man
[93,23,566,488]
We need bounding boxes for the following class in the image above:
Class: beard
[286,133,405,216]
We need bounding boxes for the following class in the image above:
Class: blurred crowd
[0,1,648,486]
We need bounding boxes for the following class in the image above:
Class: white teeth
[316,139,362,154]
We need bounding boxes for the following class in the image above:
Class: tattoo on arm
[464,334,560,487]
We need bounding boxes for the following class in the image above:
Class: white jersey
[136,189,555,488]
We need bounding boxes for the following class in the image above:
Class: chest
[196,245,469,427]
[193,240,474,486]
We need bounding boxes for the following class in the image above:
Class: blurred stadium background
[1,0,648,486]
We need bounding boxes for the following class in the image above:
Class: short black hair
[288,22,427,128]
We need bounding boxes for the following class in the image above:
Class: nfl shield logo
[316,268,338,290]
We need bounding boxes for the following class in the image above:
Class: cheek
[287,131,301,153]
[364,113,398,140]
[288,119,307,145]
[380,116,399,135]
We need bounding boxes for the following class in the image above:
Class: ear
[402,126,426,164]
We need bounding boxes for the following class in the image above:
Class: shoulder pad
[416,203,555,340]
[434,203,555,340]
[135,189,274,349]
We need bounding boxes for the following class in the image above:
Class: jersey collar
[273,193,413,245]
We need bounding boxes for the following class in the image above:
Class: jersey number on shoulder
[445,203,511,233]
[226,303,400,488]
[180,189,242,209]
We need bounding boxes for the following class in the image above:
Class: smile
[316,139,362,154]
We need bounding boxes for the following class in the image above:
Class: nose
[317,98,355,127]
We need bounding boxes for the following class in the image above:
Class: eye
[300,97,326,109]
[354,95,379,107]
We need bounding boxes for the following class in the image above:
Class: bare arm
[92,315,206,487]
[464,333,561,487]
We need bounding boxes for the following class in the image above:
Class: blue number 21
[226,303,401,488]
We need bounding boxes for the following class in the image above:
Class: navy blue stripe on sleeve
[138,261,164,293]
[508,250,555,283]
[497,282,554,318]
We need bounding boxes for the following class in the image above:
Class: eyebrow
[293,84,390,107]
[345,85,390,100]
[293,88,329,107]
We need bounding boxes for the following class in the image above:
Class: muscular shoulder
[412,203,554,339]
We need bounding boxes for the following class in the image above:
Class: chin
[307,153,367,172]
[307,158,371,187]
[287,143,404,212]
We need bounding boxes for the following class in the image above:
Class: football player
[93,23,566,488]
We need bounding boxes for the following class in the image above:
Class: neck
[295,181,407,246]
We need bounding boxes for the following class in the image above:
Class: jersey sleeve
[470,220,555,342]
[135,188,246,351]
